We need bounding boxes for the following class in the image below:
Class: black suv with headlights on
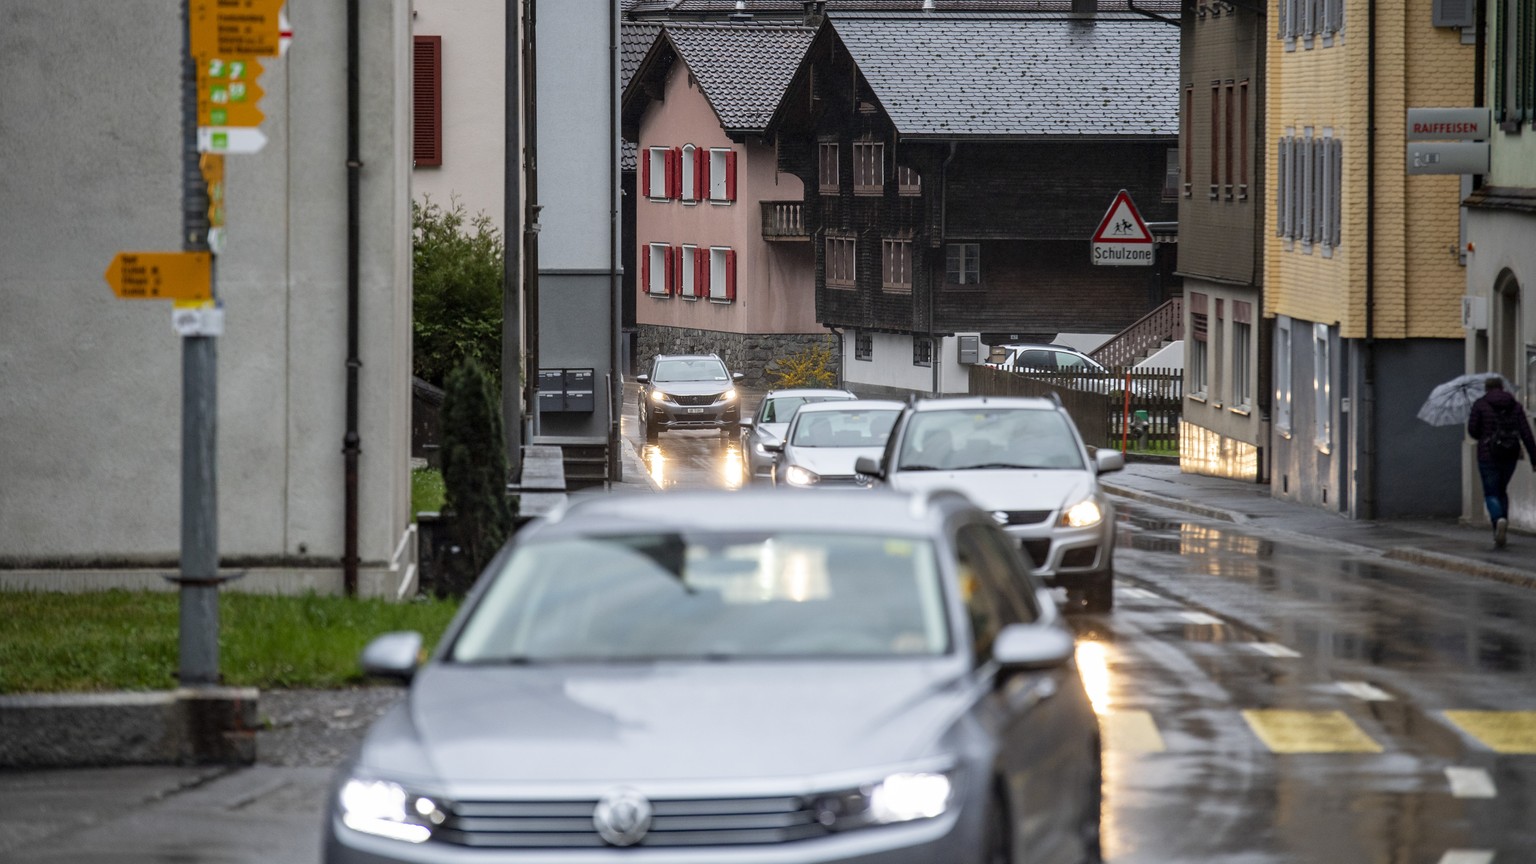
[636,353,744,441]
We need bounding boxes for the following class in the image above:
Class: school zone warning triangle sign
[1091,189,1155,266]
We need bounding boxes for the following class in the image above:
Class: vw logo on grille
[593,787,652,847]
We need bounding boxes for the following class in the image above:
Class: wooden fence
[968,365,1183,451]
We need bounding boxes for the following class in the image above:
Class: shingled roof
[826,12,1179,138]
[625,1,1180,19]
[665,24,817,132]
[621,23,663,170]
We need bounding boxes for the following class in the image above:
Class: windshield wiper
[898,463,945,471]
[952,462,1047,471]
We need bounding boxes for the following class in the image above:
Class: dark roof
[621,23,664,170]
[664,23,816,131]
[827,13,1179,138]
[625,0,1180,19]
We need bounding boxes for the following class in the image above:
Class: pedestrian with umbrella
[1466,377,1536,548]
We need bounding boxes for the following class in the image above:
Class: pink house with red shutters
[622,23,828,386]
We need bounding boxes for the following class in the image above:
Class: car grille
[1021,539,1051,568]
[434,796,826,848]
[997,509,1052,526]
[671,393,720,407]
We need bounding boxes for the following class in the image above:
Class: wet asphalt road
[5,392,1533,863]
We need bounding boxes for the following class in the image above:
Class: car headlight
[1061,497,1104,528]
[338,778,443,844]
[813,771,953,830]
[717,387,737,404]
[754,433,777,456]
[784,464,819,487]
[649,389,670,404]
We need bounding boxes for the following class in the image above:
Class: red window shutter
[701,251,712,297]
[698,149,710,201]
[641,150,651,198]
[725,150,738,201]
[664,245,674,295]
[694,248,705,298]
[412,36,442,167]
[641,248,650,294]
[671,147,683,199]
[725,249,737,301]
[672,246,683,295]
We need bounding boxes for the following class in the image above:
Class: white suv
[855,395,1124,612]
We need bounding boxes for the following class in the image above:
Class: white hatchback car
[766,400,905,489]
[855,395,1124,612]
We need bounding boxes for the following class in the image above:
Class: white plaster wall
[842,333,970,395]
[411,0,505,230]
[0,0,414,589]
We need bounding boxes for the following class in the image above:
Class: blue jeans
[1478,459,1519,525]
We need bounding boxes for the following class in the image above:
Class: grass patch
[412,466,446,519]
[0,590,461,694]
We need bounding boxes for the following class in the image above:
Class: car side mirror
[732,372,744,381]
[854,455,884,479]
[764,440,784,453]
[1094,448,1125,474]
[991,623,1074,671]
[740,418,754,429]
[360,631,424,684]
[634,374,649,384]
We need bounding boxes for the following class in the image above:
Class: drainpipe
[524,0,541,440]
[609,0,622,481]
[343,0,361,595]
[1360,0,1378,519]
[503,0,523,478]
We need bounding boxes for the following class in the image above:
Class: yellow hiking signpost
[104,251,212,301]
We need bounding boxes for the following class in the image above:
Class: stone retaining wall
[634,326,841,390]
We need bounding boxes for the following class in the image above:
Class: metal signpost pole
[178,0,220,687]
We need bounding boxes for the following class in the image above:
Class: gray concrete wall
[0,0,415,595]
[1365,338,1463,519]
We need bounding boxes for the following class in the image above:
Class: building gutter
[610,0,623,481]
[504,0,523,474]
[1360,0,1378,519]
[343,0,361,595]
[524,0,542,439]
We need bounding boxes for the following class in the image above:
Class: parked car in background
[767,400,904,488]
[740,387,857,484]
[635,353,743,441]
[982,343,1107,375]
[327,488,1101,864]
[856,395,1124,613]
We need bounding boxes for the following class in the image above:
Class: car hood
[650,379,732,397]
[888,469,1097,511]
[358,661,971,788]
[784,446,884,478]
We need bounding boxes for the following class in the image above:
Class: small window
[412,36,442,167]
[1189,292,1209,397]
[897,165,921,195]
[645,147,669,199]
[709,148,736,203]
[1313,322,1331,451]
[853,141,884,193]
[1233,311,1253,409]
[1162,148,1180,201]
[681,144,696,203]
[855,331,872,361]
[1275,320,1293,435]
[680,244,697,299]
[644,243,670,297]
[945,243,980,286]
[826,236,856,288]
[710,247,736,302]
[882,238,912,292]
[819,142,839,194]
[1182,85,1193,198]
[913,337,933,368]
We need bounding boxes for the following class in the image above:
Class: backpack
[1490,405,1525,462]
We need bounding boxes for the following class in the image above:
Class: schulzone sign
[1091,189,1154,266]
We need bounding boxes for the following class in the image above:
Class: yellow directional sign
[197,56,264,127]
[191,0,286,59]
[200,154,225,229]
[104,252,212,301]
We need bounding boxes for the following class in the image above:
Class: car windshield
[449,531,950,661]
[897,408,1085,471]
[760,394,852,423]
[790,409,900,447]
[653,358,728,382]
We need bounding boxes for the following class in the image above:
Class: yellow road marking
[1241,710,1383,753]
[1100,710,1166,753]
[1443,711,1536,754]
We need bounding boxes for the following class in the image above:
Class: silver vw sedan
[325,489,1102,864]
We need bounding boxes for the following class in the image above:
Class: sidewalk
[1100,460,1536,592]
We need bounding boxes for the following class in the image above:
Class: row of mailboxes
[536,368,596,413]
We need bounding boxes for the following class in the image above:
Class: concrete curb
[0,687,259,768]
[1100,482,1246,525]
[1383,548,1536,591]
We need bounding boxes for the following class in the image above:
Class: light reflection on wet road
[622,390,1536,862]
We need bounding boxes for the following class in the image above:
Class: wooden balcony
[760,201,807,241]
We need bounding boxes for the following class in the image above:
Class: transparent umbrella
[1417,372,1509,427]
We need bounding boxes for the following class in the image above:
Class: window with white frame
[912,337,932,367]
[1280,0,1345,51]
[1494,0,1536,129]
[645,243,670,296]
[826,236,855,287]
[945,243,980,286]
[1276,128,1342,252]
[1189,292,1209,397]
[680,144,696,203]
[680,244,697,299]
[1232,302,1253,409]
[709,246,735,301]
[645,147,670,199]
[1313,323,1331,450]
[1275,321,1293,435]
[897,165,921,195]
[819,141,839,193]
[883,238,912,291]
[853,140,884,193]
[855,331,872,361]
[708,148,735,203]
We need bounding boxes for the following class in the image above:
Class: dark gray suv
[635,353,743,441]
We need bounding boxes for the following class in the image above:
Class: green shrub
[413,196,504,389]
[438,358,513,597]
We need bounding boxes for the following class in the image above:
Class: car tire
[642,409,659,443]
[720,422,738,439]
[1067,573,1113,614]
[981,790,1011,864]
